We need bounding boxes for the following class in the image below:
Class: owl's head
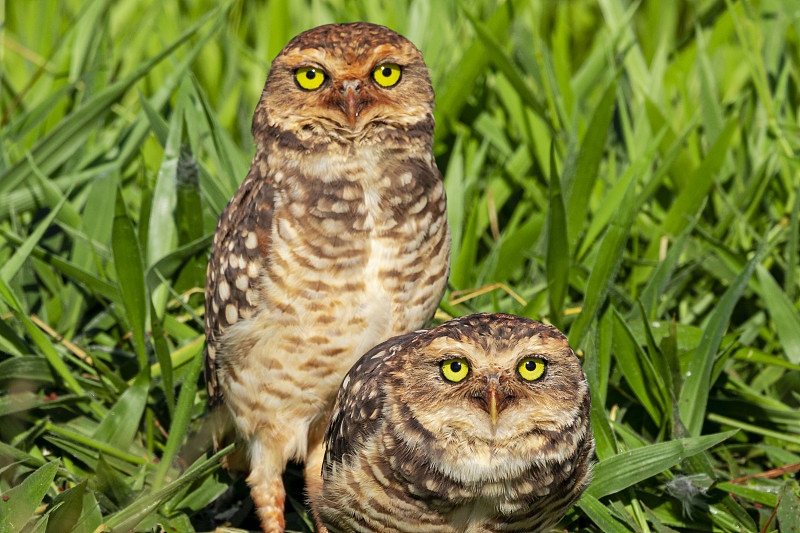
[387,313,592,484]
[253,22,434,145]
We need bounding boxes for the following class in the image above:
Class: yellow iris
[295,67,326,90]
[518,357,546,381]
[372,63,402,87]
[440,358,469,383]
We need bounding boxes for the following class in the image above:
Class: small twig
[153,417,170,440]
[487,188,500,242]
[449,283,527,307]
[30,315,93,365]
[433,309,453,322]
[760,491,783,533]
[728,462,800,484]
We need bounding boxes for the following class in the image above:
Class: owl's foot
[248,471,286,533]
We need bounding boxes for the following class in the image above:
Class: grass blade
[569,177,635,347]
[112,190,148,368]
[0,460,59,533]
[151,349,204,490]
[586,430,736,499]
[756,265,800,364]
[678,240,765,436]
[545,141,569,329]
[563,79,617,249]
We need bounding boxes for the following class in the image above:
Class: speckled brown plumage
[314,314,594,533]
[203,22,450,533]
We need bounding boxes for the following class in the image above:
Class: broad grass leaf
[0,356,55,385]
[103,444,233,532]
[586,430,736,499]
[44,480,85,533]
[149,302,175,418]
[0,443,47,471]
[436,3,510,136]
[777,484,800,532]
[639,222,694,319]
[787,190,799,301]
[585,311,617,461]
[546,141,569,329]
[647,118,736,259]
[714,482,778,508]
[0,460,59,533]
[0,229,120,305]
[611,306,667,426]
[695,27,725,145]
[678,241,765,436]
[450,198,480,291]
[0,194,67,283]
[731,346,800,370]
[569,177,636,347]
[756,265,800,364]
[94,455,135,509]
[116,8,229,170]
[138,90,169,148]
[576,494,632,532]
[0,277,85,397]
[563,78,617,249]
[493,213,543,282]
[92,370,150,452]
[152,349,204,490]
[0,9,219,196]
[112,190,148,367]
[70,491,103,533]
[147,79,189,316]
[443,134,465,261]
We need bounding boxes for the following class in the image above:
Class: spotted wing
[322,331,419,470]
[204,152,273,409]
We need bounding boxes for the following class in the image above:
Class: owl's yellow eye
[295,67,326,90]
[372,63,402,87]
[440,358,469,383]
[518,357,546,381]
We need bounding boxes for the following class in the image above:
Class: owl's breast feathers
[205,131,449,413]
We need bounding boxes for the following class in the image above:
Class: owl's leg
[247,438,287,533]
[304,413,330,533]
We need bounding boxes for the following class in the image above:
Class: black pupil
[450,361,461,373]
[381,66,391,77]
[525,360,537,371]
[305,70,316,79]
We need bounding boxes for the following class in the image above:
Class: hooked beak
[480,376,510,426]
[340,80,363,128]
[489,386,499,425]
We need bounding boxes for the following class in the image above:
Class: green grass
[2,0,800,531]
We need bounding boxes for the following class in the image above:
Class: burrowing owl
[314,313,594,533]
[203,23,450,532]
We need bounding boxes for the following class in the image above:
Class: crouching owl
[314,313,594,533]
[203,22,450,532]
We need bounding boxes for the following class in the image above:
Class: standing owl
[203,23,450,532]
[314,313,594,533]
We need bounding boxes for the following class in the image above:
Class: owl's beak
[488,387,499,425]
[340,80,363,128]
[481,376,510,425]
